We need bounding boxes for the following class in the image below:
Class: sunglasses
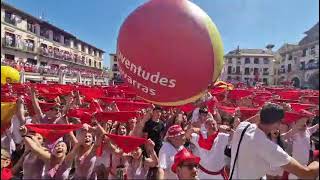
[180,163,199,170]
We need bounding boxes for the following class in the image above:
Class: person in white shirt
[286,112,319,179]
[229,103,319,180]
[186,117,229,179]
[158,125,186,180]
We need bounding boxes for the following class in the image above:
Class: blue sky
[5,0,319,68]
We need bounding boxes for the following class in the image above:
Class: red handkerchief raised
[239,107,259,120]
[228,89,252,100]
[276,91,301,100]
[116,101,152,111]
[106,134,146,153]
[217,105,236,115]
[95,111,138,123]
[25,124,82,143]
[289,103,316,112]
[282,111,313,125]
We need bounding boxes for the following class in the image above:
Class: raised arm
[144,139,159,168]
[16,96,26,124]
[30,87,44,118]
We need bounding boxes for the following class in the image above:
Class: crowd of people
[1,59,108,79]
[1,81,319,180]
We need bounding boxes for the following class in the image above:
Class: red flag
[179,103,196,113]
[25,124,82,143]
[95,111,138,123]
[106,134,146,153]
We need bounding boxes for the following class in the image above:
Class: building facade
[1,2,108,85]
[220,47,278,86]
[277,22,319,89]
[109,53,124,84]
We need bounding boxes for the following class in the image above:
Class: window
[81,44,85,52]
[254,68,259,75]
[64,38,71,47]
[53,32,60,42]
[74,42,78,49]
[27,58,37,65]
[25,39,35,51]
[114,56,118,62]
[254,58,259,64]
[244,68,250,75]
[27,20,36,33]
[245,57,250,64]
[227,66,232,74]
[227,76,231,80]
[263,68,269,75]
[310,46,315,55]
[236,66,240,74]
[4,11,16,25]
[263,58,269,64]
[40,27,49,39]
[89,59,92,66]
[236,58,241,64]
[227,58,232,64]
[40,62,47,66]
[288,64,292,72]
[5,54,15,61]
[263,78,268,85]
[302,49,307,57]
[288,54,292,60]
[94,61,97,67]
[4,32,16,47]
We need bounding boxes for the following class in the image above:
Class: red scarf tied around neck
[198,132,219,150]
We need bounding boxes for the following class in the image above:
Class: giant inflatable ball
[117,0,224,106]
[1,66,20,85]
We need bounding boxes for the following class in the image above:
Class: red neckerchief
[198,132,219,150]
[1,168,12,180]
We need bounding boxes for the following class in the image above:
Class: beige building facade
[109,53,123,84]
[1,2,108,85]
[277,22,319,89]
[220,47,278,86]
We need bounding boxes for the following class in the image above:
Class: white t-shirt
[191,132,229,179]
[289,128,317,179]
[230,122,291,179]
[159,141,184,180]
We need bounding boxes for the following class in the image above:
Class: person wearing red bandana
[171,148,200,180]
[186,117,230,180]
[158,125,186,180]
[1,149,12,180]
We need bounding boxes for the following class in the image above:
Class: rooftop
[299,22,319,46]
[225,48,274,57]
[1,1,105,53]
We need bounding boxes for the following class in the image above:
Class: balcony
[263,72,270,75]
[38,48,88,67]
[4,16,16,26]
[2,38,35,53]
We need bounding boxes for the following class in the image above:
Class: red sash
[198,132,219,150]
[199,165,228,180]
